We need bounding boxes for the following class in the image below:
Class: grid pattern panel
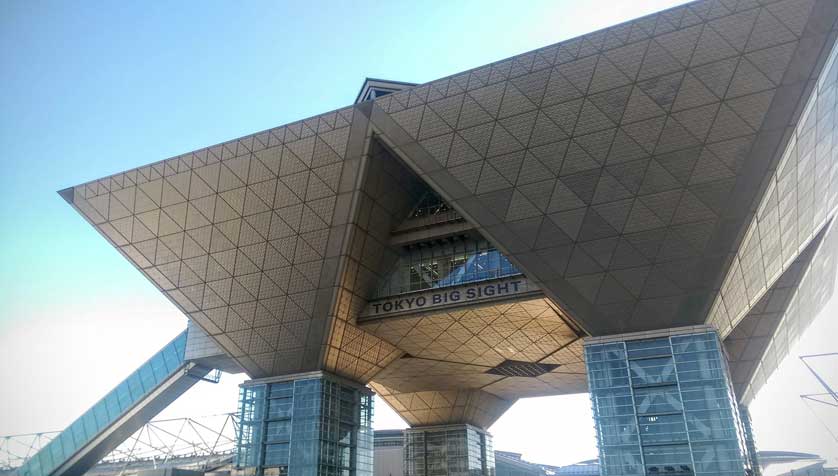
[67,111,357,377]
[723,223,830,398]
[321,139,425,382]
[363,298,586,426]
[585,331,751,476]
[369,0,838,338]
[363,297,587,403]
[369,384,513,429]
[362,298,577,367]
[708,40,838,336]
[235,376,374,476]
[404,425,493,476]
[739,218,838,403]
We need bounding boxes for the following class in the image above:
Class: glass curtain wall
[407,193,455,220]
[235,374,374,476]
[585,330,751,476]
[738,405,761,476]
[374,239,520,298]
[17,331,190,476]
[404,425,494,476]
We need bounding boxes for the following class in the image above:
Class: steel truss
[1,413,239,474]
[799,353,838,445]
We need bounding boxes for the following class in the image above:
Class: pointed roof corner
[57,187,75,204]
[355,77,417,104]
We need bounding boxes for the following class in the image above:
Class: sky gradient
[1,0,836,468]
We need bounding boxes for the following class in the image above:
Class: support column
[584,326,751,476]
[738,404,761,476]
[234,371,374,476]
[404,424,494,476]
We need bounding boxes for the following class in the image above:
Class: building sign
[359,276,541,320]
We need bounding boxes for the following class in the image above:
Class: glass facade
[404,425,494,476]
[585,329,752,476]
[374,239,520,298]
[235,373,374,476]
[17,331,190,476]
[407,192,456,221]
[391,190,464,233]
[738,405,761,476]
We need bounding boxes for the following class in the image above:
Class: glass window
[588,359,631,388]
[338,444,351,469]
[374,239,522,297]
[630,357,677,386]
[82,411,100,436]
[69,419,87,448]
[586,343,627,363]
[592,388,635,417]
[48,439,64,468]
[138,364,156,392]
[268,398,293,419]
[634,386,683,415]
[626,338,671,359]
[58,431,76,461]
[692,441,745,474]
[126,371,145,400]
[270,382,294,398]
[586,331,748,476]
[266,420,291,442]
[686,410,739,441]
[115,381,133,411]
[37,450,53,476]
[92,400,110,428]
[149,353,168,381]
[671,332,717,353]
[235,377,373,476]
[264,442,290,466]
[638,414,688,445]
[161,345,181,372]
[598,415,640,445]
[643,444,692,473]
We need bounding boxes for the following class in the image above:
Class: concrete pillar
[233,371,374,476]
[584,326,751,476]
[403,424,494,476]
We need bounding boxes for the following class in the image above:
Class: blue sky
[2,0,837,468]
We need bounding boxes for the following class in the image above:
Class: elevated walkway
[15,330,218,476]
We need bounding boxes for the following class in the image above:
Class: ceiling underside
[370,0,838,338]
[62,0,838,426]
[368,385,515,429]
[361,297,587,399]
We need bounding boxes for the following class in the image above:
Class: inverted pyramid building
[53,1,838,475]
